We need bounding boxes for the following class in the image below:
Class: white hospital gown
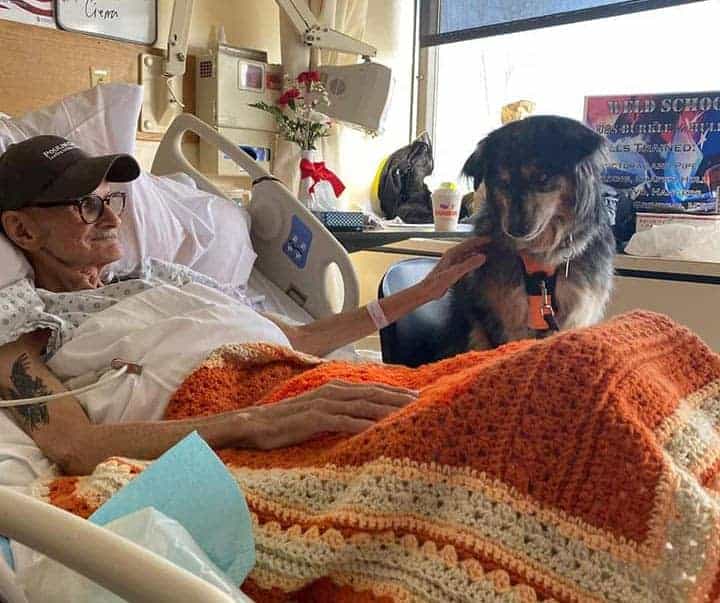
[0,259,252,359]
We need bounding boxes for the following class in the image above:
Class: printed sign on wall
[585,92,720,213]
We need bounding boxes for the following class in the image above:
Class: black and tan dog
[444,115,615,353]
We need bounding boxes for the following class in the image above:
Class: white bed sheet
[0,266,354,493]
[0,555,26,603]
[246,268,312,324]
[246,268,363,362]
[49,281,292,425]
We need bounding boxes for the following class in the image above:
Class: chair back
[378,257,453,367]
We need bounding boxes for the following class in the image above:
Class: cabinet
[610,255,720,351]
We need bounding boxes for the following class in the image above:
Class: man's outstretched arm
[276,237,489,357]
[0,334,416,475]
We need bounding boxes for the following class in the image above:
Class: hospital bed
[0,112,362,602]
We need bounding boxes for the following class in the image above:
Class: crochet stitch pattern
[36,311,720,602]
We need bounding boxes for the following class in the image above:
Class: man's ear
[1,211,44,251]
[461,139,487,191]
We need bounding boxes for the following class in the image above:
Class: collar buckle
[539,281,560,331]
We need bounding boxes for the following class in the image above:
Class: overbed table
[331,224,473,253]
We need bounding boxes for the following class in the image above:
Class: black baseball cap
[0,135,140,211]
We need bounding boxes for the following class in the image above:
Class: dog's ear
[574,142,608,221]
[461,140,487,191]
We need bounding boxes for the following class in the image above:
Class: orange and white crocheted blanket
[37,311,720,602]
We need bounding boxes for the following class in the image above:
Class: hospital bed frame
[0,114,366,602]
[152,114,360,318]
[0,488,239,602]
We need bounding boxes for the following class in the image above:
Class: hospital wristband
[366,299,390,330]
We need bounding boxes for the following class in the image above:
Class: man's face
[26,180,124,268]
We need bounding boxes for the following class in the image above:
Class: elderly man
[0,135,487,476]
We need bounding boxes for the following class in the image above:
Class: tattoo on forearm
[1,353,51,430]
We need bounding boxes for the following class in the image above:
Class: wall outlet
[90,67,111,87]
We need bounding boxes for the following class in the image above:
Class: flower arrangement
[249,71,332,151]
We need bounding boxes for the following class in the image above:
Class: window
[420,0,703,45]
[417,0,718,189]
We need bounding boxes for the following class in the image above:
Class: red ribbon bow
[299,158,345,197]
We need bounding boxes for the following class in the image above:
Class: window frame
[413,0,711,142]
[419,0,707,48]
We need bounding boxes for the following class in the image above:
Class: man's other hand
[240,380,418,449]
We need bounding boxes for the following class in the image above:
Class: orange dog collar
[520,254,560,333]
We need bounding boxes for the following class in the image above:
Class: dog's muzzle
[503,212,548,242]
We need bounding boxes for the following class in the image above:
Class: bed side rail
[0,487,240,603]
[151,114,360,317]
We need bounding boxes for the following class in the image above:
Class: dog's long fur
[444,115,615,354]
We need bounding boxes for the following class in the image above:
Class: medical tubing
[0,361,139,407]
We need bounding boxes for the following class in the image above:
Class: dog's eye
[535,173,554,189]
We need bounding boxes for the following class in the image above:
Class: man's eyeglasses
[33,192,127,224]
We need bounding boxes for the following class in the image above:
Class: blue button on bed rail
[283,215,313,269]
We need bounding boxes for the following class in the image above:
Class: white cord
[0,360,141,408]
[165,76,186,109]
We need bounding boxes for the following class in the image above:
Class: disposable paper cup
[432,186,462,231]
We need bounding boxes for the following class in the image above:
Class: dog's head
[463,115,607,256]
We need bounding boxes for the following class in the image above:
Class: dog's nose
[508,225,530,238]
[508,209,530,237]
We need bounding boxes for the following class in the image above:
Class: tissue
[625,223,720,261]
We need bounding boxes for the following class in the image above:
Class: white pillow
[0,235,32,289]
[177,185,257,288]
[0,83,142,156]
[112,172,256,288]
[112,172,210,276]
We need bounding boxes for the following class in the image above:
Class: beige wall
[155,0,281,60]
[332,0,416,209]
[343,1,416,303]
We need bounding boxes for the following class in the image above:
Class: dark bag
[376,132,472,224]
[377,132,435,223]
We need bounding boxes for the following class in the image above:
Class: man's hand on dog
[420,236,489,300]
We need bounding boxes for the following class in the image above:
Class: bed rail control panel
[283,216,313,269]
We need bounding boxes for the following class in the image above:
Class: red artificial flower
[277,87,301,106]
[297,71,321,84]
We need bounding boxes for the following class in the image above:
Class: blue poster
[585,91,720,213]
